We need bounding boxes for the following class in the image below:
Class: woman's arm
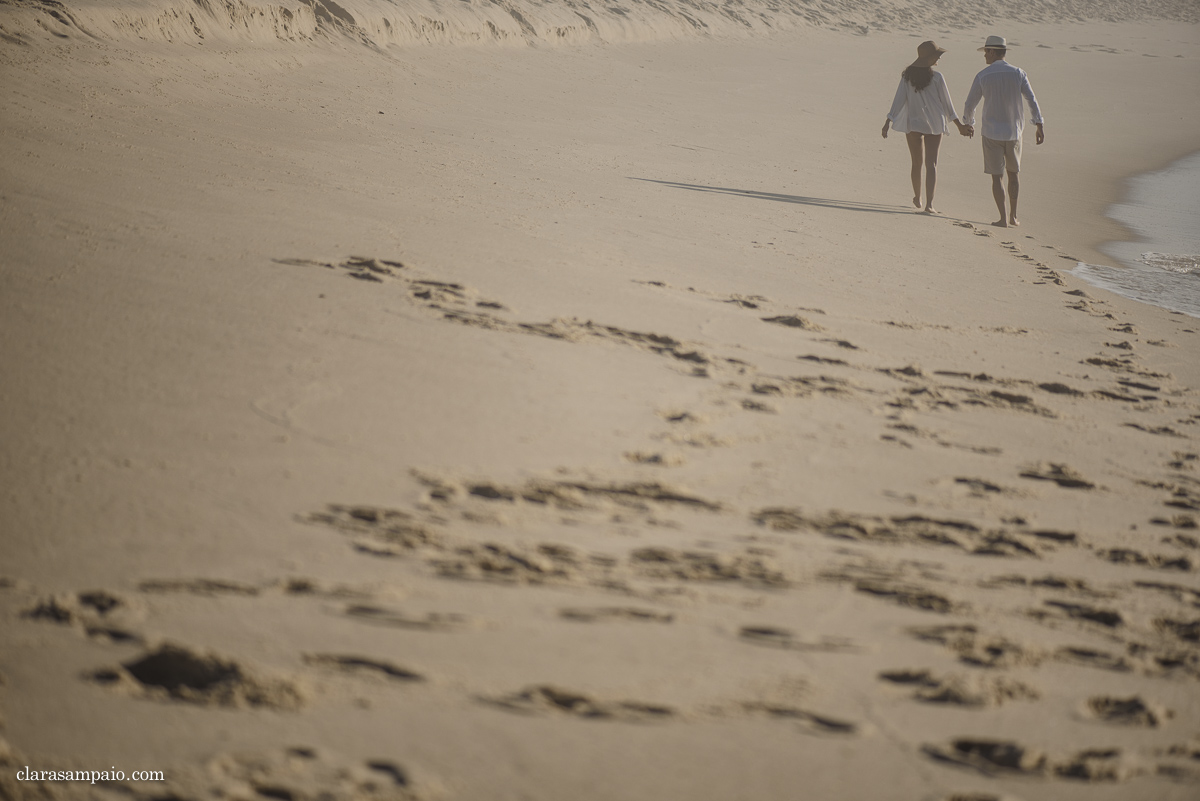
[887,78,908,118]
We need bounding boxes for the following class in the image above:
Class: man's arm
[1021,70,1045,144]
[962,73,983,128]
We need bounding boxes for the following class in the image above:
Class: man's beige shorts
[982,135,1022,175]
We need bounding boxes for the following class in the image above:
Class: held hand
[958,122,974,138]
[1035,123,1045,145]
[881,121,890,139]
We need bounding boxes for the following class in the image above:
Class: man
[961,35,1045,227]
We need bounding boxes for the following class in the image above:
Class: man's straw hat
[912,40,946,67]
[979,35,1008,51]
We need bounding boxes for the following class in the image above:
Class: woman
[881,41,969,214]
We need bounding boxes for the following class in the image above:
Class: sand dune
[2,0,1197,48]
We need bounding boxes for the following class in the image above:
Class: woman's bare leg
[922,134,942,213]
[905,132,923,208]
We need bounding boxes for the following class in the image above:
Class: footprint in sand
[623,450,685,466]
[480,685,674,722]
[1018,462,1095,489]
[633,279,772,312]
[446,475,723,512]
[1123,423,1184,437]
[21,590,145,643]
[431,541,609,587]
[306,504,446,557]
[559,607,674,623]
[797,354,850,366]
[1154,617,1200,643]
[908,624,1046,669]
[629,547,789,587]
[275,255,407,284]
[753,509,1058,557]
[850,578,960,614]
[762,314,825,332]
[947,477,1020,498]
[164,747,427,801]
[979,573,1094,593]
[89,643,306,710]
[138,578,262,596]
[923,738,1139,781]
[737,702,862,736]
[1056,646,1132,673]
[878,669,1039,707]
[740,398,777,413]
[1097,547,1192,571]
[1085,695,1172,727]
[1042,600,1124,628]
[340,603,475,632]
[303,654,425,683]
[737,625,858,653]
[1134,579,1200,609]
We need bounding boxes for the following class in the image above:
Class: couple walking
[881,36,1044,227]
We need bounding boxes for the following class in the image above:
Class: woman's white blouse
[887,71,959,135]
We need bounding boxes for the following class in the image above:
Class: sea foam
[1074,151,1200,319]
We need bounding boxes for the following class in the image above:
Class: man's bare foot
[1009,217,1020,227]
[991,218,1009,227]
[923,207,938,214]
[913,196,921,208]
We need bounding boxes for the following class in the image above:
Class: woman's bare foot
[991,218,1009,227]
[912,196,921,209]
[1009,216,1020,227]
[923,206,938,214]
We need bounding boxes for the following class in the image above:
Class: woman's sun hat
[912,40,947,67]
[978,35,1008,51]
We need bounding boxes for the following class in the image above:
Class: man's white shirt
[962,60,1044,142]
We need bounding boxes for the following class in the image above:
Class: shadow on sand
[632,177,919,216]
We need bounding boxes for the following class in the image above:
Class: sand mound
[1,0,1196,49]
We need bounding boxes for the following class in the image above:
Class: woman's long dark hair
[902,65,933,92]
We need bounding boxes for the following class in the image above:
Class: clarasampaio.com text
[16,767,164,783]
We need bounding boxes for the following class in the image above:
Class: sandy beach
[2,0,1199,798]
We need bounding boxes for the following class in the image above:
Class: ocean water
[1073,150,1200,318]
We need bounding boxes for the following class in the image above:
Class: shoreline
[1075,148,1200,318]
[1089,145,1200,275]
[1102,148,1200,264]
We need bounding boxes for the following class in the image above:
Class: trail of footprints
[4,462,1195,786]
[7,483,1200,787]
[6,476,1200,789]
[284,256,1197,453]
[11,249,1199,793]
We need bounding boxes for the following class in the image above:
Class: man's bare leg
[990,174,1007,227]
[1007,170,1020,226]
[906,132,923,208]
[923,134,942,213]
